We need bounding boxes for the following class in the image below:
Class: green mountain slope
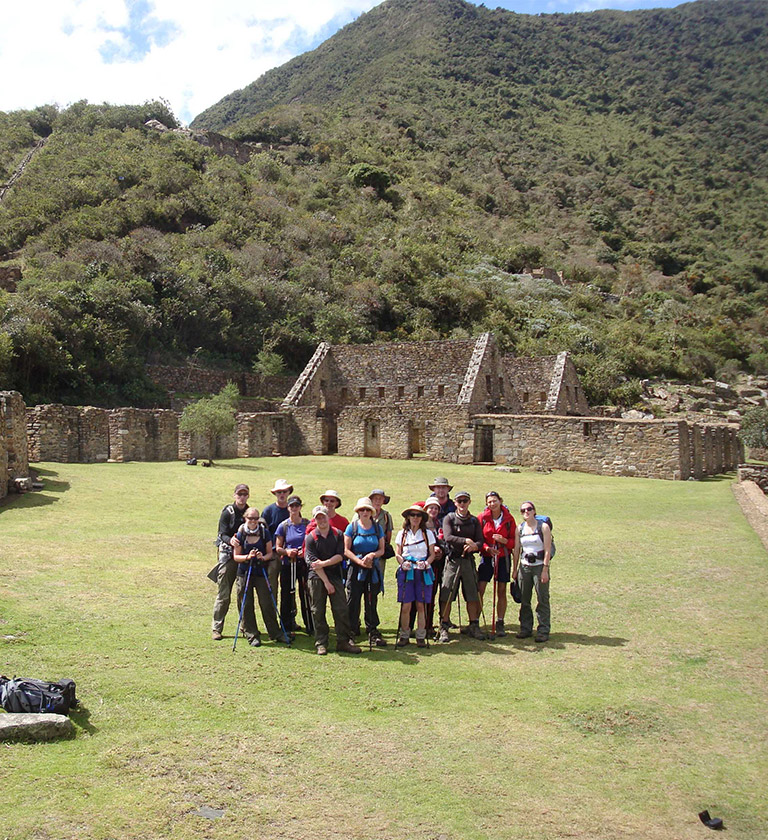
[1,0,767,407]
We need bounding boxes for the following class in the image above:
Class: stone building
[507,351,589,415]
[281,333,520,459]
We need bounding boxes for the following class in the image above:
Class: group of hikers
[209,477,553,655]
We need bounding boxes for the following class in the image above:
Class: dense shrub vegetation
[1,0,767,406]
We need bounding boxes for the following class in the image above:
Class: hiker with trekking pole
[478,491,517,638]
[305,505,362,656]
[344,497,387,648]
[232,508,291,647]
[437,490,485,642]
[395,504,437,648]
[210,483,251,641]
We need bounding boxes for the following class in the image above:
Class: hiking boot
[370,630,388,647]
[316,645,328,656]
[468,622,487,640]
[248,635,262,647]
[336,639,362,654]
[495,620,506,637]
[274,634,292,645]
[516,629,532,639]
[460,625,471,635]
[416,637,427,648]
[212,629,223,641]
[396,633,410,647]
[438,626,450,643]
[535,631,550,643]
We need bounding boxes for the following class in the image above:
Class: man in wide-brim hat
[307,489,350,536]
[262,478,296,620]
[428,477,456,525]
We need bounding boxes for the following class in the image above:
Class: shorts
[477,553,511,584]
[440,555,479,603]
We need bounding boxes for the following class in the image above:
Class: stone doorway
[324,418,338,454]
[409,420,425,456]
[474,424,494,463]
[364,420,381,458]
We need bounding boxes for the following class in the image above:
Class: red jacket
[479,506,517,559]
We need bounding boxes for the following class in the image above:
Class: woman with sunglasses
[478,491,516,637]
[395,504,437,647]
[512,501,552,643]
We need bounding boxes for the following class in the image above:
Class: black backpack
[0,676,78,715]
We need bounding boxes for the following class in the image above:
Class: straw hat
[319,489,342,507]
[401,504,428,520]
[270,479,294,494]
[354,496,375,513]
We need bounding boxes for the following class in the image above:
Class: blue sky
[0,0,692,126]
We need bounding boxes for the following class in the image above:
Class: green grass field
[1,457,767,840]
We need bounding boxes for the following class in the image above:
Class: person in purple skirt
[395,504,437,648]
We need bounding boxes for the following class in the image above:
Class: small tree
[179,382,239,461]
[739,406,768,455]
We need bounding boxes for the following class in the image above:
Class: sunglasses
[235,491,249,496]
[245,516,259,521]
[520,506,534,513]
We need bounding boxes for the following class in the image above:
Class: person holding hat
[274,495,309,636]
[306,490,350,535]
[210,483,251,641]
[395,504,437,647]
[305,505,362,655]
[345,497,387,647]
[428,477,456,526]
[439,490,485,642]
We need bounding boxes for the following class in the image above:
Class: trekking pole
[290,558,298,632]
[472,562,490,640]
[232,562,254,652]
[440,557,463,630]
[261,564,292,645]
[490,548,498,640]
[366,567,374,651]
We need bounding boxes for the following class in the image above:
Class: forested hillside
[1,0,766,407]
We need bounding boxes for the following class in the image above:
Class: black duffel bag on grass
[0,676,78,715]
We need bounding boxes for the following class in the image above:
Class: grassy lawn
[1,456,767,840]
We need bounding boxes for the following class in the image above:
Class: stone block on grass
[0,713,75,742]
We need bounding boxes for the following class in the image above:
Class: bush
[739,407,768,450]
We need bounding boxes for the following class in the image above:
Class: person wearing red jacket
[478,491,516,637]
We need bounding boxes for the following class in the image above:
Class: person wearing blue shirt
[344,497,386,647]
[274,495,309,636]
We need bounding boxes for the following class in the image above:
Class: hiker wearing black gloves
[345,497,387,647]
[232,508,291,646]
[211,483,250,641]
[438,490,485,642]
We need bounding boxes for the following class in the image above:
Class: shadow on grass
[0,468,70,515]
[208,463,266,473]
[71,704,98,736]
[697,473,737,483]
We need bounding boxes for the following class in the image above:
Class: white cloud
[0,0,380,124]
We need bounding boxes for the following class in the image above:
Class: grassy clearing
[1,457,767,840]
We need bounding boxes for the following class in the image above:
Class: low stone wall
[27,404,110,463]
[1,391,30,495]
[108,409,179,462]
[146,364,294,405]
[236,413,282,457]
[738,464,768,494]
[468,414,740,480]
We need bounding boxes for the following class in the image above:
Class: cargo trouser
[517,563,550,636]
[212,548,238,633]
[308,576,353,649]
[236,564,283,641]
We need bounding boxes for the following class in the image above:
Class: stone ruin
[1,334,745,483]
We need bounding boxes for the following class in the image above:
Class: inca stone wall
[27,405,110,463]
[1,391,30,495]
[466,414,740,480]
[108,409,179,462]
[147,364,295,407]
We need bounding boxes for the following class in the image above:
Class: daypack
[0,676,78,715]
[518,515,557,560]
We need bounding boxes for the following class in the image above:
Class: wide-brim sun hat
[402,504,429,520]
[354,496,376,513]
[429,477,453,490]
[368,488,391,505]
[320,489,342,507]
[270,479,294,494]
